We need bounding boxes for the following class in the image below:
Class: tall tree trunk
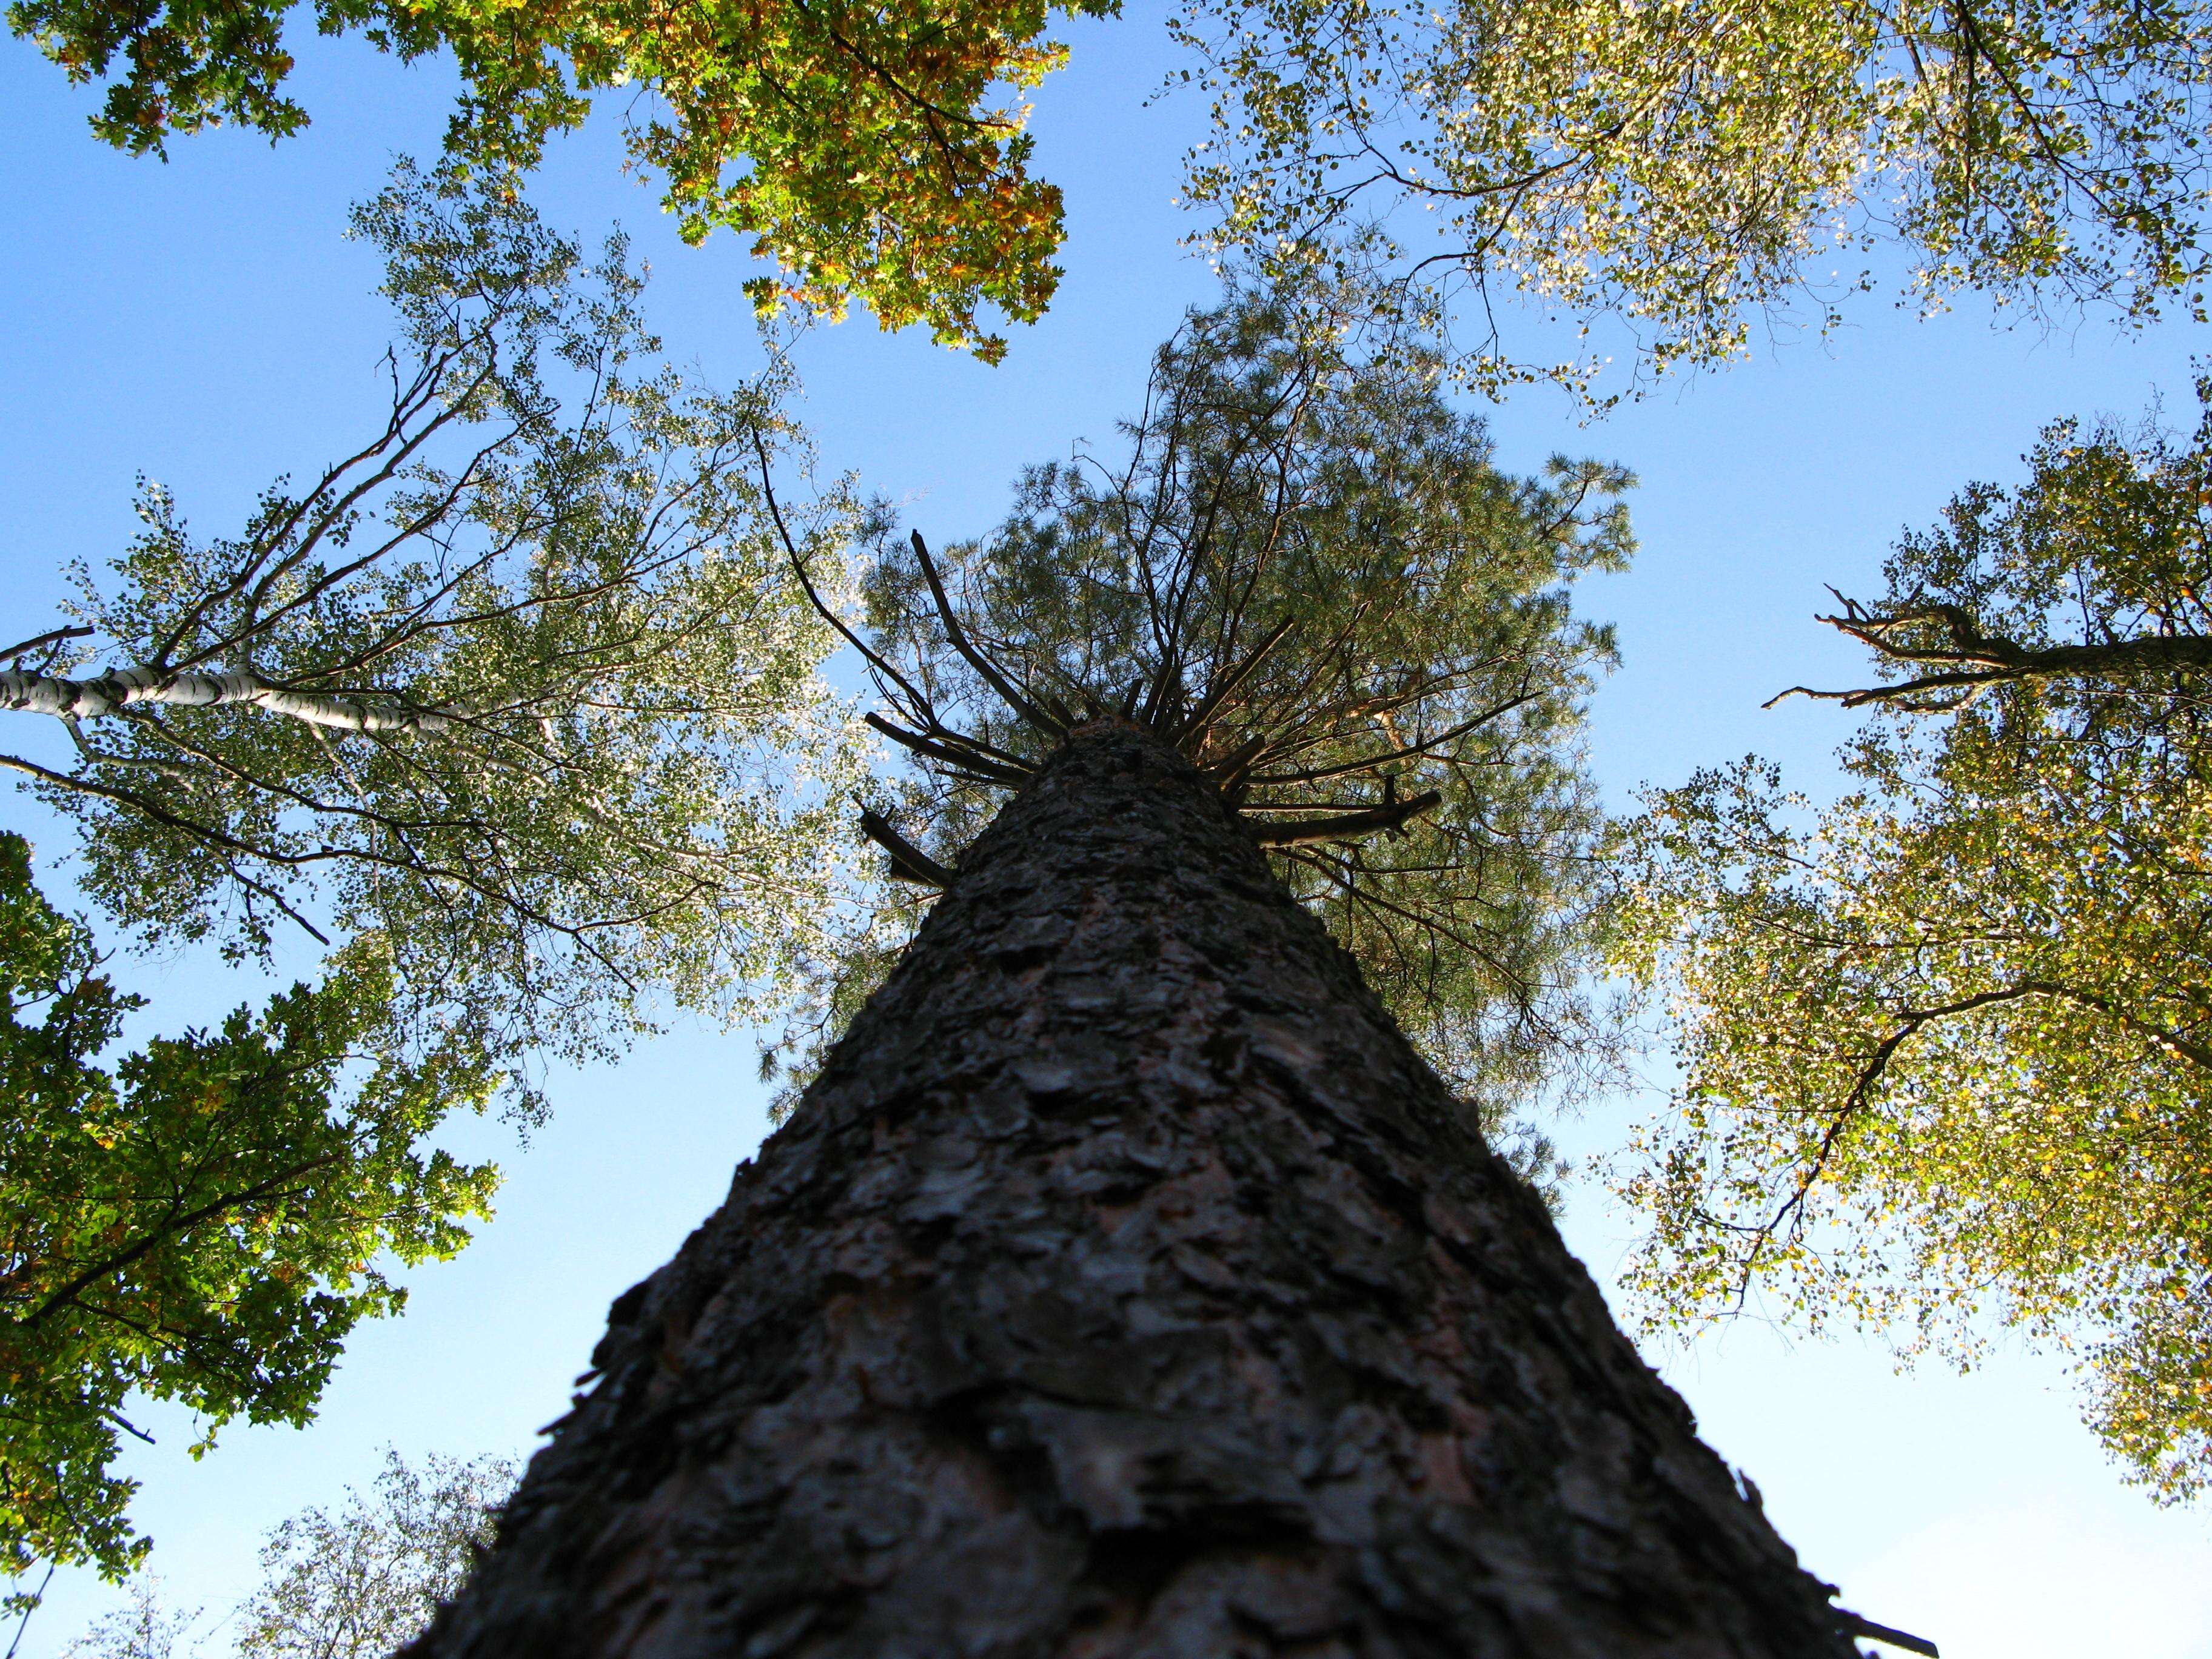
[412,725,1855,1658]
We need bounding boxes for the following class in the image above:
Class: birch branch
[0,665,470,735]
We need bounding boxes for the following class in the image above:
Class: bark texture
[0,664,463,731]
[411,725,1856,1659]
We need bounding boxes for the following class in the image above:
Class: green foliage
[59,1577,201,1659]
[235,1447,514,1658]
[56,1447,514,1658]
[1170,0,2212,397]
[1,161,865,1114]
[0,834,500,1584]
[828,290,1630,1147]
[6,0,1118,358]
[1614,381,2212,1500]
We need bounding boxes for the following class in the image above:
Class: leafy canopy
[793,291,1631,1155]
[0,162,865,1116]
[235,1446,515,1659]
[1170,0,2212,398]
[1614,380,2212,1500]
[0,834,500,1586]
[6,0,1118,360]
[59,1447,515,1659]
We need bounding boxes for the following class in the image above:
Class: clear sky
[3,12,2208,1658]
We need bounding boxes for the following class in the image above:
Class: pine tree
[411,725,1872,1657]
[404,299,1889,1657]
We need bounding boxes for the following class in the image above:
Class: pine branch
[1247,789,1441,846]
[910,532,1065,740]
[854,799,954,888]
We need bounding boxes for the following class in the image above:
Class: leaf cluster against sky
[1615,386,2212,1500]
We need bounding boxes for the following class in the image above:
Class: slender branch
[910,532,1065,740]
[4,1565,53,1659]
[1734,976,2212,1305]
[1245,689,1541,787]
[751,432,939,724]
[0,749,335,945]
[0,626,93,663]
[15,1155,344,1331]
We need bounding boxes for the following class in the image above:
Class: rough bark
[410,724,1857,1659]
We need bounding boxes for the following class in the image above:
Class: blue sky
[3,11,2208,1656]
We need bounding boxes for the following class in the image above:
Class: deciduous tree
[0,833,499,1586]
[55,1448,516,1658]
[1170,0,2211,397]
[236,1447,515,1659]
[59,1577,201,1659]
[1615,378,2212,1500]
[7,0,1117,358]
[0,161,864,1117]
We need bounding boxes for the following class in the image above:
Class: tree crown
[0,834,500,1583]
[775,292,1631,1147]
[1,162,866,1116]
[7,0,1118,359]
[1170,0,2211,399]
[1614,380,2212,1500]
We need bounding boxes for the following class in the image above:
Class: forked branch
[1766,590,2212,710]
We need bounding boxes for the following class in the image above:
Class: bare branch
[854,799,954,888]
[1835,1609,1940,1658]
[752,432,939,725]
[863,712,1033,786]
[1247,789,1442,846]
[1771,594,2212,709]
[911,532,1065,740]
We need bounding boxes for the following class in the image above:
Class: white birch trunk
[0,665,464,734]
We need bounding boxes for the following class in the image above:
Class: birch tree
[0,162,863,1114]
[1170,0,2212,398]
[1615,378,2212,1500]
